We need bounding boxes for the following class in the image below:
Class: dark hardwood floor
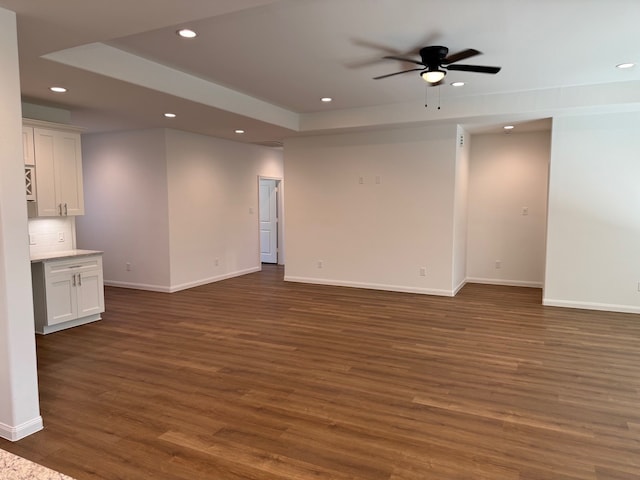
[2,265,640,479]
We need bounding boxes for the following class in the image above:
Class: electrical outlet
[29,234,36,245]
[375,175,381,185]
[521,207,529,216]
[358,176,364,185]
[317,260,323,269]
[637,282,640,292]
[126,262,132,271]
[419,267,426,277]
[214,258,219,267]
[495,260,502,269]
[58,232,65,242]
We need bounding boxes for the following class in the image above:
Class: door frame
[257,176,284,266]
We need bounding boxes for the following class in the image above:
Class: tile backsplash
[28,217,75,256]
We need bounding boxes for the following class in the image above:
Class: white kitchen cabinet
[23,126,37,201]
[31,253,105,334]
[22,125,35,165]
[23,120,85,217]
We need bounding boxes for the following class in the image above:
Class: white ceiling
[2,0,639,143]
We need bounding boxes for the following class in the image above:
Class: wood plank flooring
[2,265,640,479]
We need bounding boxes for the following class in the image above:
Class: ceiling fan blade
[408,33,441,55]
[446,64,501,74]
[373,68,424,80]
[383,55,425,66]
[352,38,404,55]
[442,49,481,64]
[345,39,404,68]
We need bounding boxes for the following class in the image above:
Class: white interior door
[259,179,278,263]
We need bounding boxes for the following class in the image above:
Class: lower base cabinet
[31,254,105,334]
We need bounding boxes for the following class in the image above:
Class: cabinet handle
[72,274,76,286]
[78,273,82,286]
[58,204,63,216]
[64,203,68,216]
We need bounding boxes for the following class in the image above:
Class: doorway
[259,178,281,264]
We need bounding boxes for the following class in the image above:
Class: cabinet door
[33,128,59,216]
[56,131,84,216]
[32,127,85,217]
[76,268,105,318]
[22,126,35,165]
[46,271,78,325]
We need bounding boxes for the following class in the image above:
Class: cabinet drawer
[45,256,102,275]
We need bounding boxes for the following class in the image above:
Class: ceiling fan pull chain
[424,84,428,108]
[438,85,441,110]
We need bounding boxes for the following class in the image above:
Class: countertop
[30,249,103,263]
[0,449,75,479]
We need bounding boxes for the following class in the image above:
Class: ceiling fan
[374,46,501,85]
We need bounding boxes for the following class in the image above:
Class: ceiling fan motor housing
[420,46,449,64]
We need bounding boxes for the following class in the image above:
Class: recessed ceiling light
[164,113,176,118]
[451,81,465,87]
[177,29,197,38]
[504,125,515,130]
[321,97,333,103]
[235,129,245,134]
[616,62,635,69]
[49,86,67,93]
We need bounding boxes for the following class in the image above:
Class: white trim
[105,267,261,293]
[22,117,84,132]
[104,280,171,293]
[168,267,261,293]
[466,277,543,288]
[543,298,640,315]
[0,416,43,442]
[35,314,101,335]
[453,279,467,295]
[284,276,455,297]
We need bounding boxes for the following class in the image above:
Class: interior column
[0,6,43,441]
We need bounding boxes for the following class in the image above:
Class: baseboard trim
[105,267,261,293]
[104,280,171,293]
[0,416,43,441]
[284,276,455,297]
[36,313,102,335]
[466,277,543,288]
[453,279,466,295]
[543,298,640,314]
[168,267,261,293]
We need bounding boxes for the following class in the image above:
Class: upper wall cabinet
[23,120,85,217]
[22,126,35,166]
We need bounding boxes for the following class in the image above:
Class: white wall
[452,126,470,293]
[76,129,171,290]
[466,130,550,287]
[22,102,72,125]
[76,128,283,292]
[545,112,640,313]
[284,124,459,295]
[165,129,283,290]
[0,7,43,441]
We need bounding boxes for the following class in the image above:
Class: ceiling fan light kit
[422,69,446,83]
